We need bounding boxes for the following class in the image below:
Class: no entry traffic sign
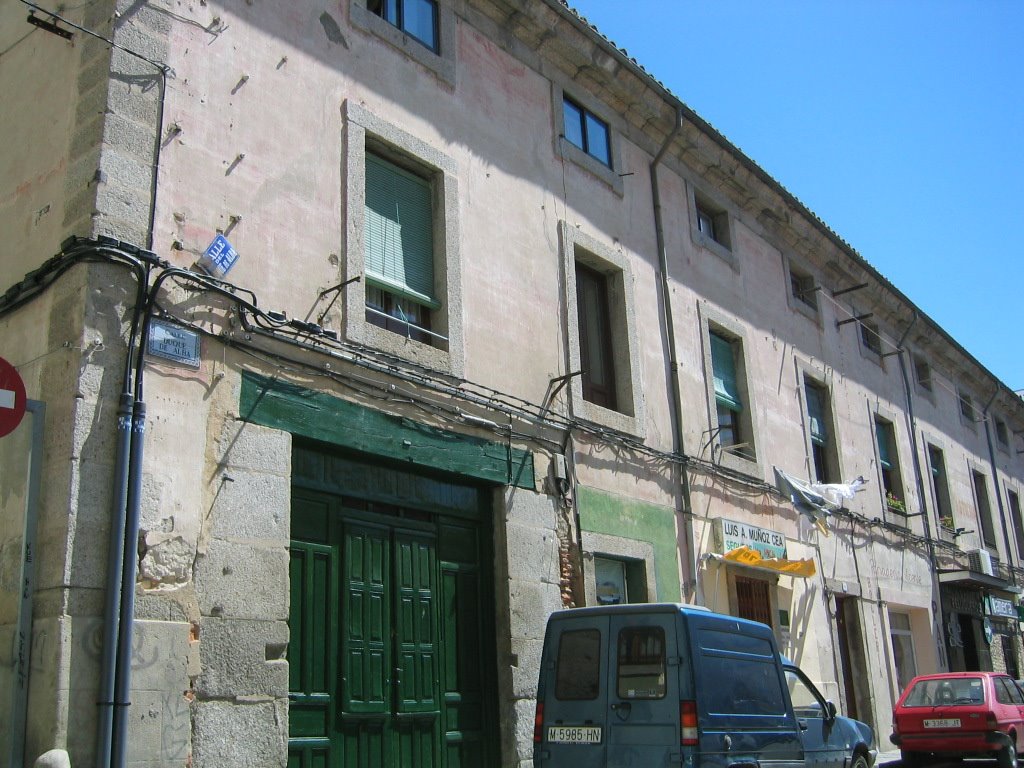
[0,356,27,437]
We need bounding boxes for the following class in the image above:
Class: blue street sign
[197,234,239,278]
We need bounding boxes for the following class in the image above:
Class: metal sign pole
[9,400,45,768]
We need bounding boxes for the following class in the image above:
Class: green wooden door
[289,474,495,768]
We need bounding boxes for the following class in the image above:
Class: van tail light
[680,700,698,746]
[534,701,544,743]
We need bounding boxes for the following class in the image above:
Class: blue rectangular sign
[197,234,239,278]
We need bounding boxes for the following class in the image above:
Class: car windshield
[903,677,985,707]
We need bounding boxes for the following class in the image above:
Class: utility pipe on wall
[649,109,698,599]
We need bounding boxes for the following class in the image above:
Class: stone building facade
[2,1,1023,766]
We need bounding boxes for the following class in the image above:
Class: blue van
[532,603,875,768]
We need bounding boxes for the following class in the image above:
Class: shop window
[594,556,646,605]
[889,612,918,694]
[735,575,772,627]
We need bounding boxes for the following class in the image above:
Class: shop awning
[710,545,817,579]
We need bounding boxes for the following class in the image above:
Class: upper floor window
[711,331,753,459]
[913,356,933,394]
[561,223,644,435]
[364,152,439,345]
[995,417,1010,451]
[576,262,617,411]
[368,0,438,51]
[694,193,732,251]
[972,469,996,547]
[959,389,977,428]
[860,320,882,358]
[790,267,818,313]
[563,96,611,168]
[1009,490,1024,561]
[804,380,837,483]
[928,444,953,531]
[875,417,905,515]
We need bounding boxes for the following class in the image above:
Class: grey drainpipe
[650,110,697,599]
[895,312,948,669]
[982,389,1016,586]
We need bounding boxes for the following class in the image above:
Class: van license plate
[924,719,961,728]
[548,726,601,744]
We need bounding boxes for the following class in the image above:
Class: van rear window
[617,627,666,699]
[555,629,601,700]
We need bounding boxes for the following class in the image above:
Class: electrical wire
[3,242,1011,581]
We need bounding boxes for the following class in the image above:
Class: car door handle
[798,718,809,731]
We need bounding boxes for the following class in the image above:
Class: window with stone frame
[367,0,439,51]
[710,330,754,460]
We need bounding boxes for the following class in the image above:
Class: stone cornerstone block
[194,540,288,621]
[194,617,289,699]
[217,421,292,476]
[210,470,290,542]
[192,699,288,768]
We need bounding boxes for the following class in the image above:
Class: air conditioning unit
[968,548,994,576]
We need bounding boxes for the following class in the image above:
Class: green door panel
[342,523,390,715]
[394,532,438,714]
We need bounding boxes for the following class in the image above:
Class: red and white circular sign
[0,356,27,437]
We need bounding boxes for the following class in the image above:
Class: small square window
[959,389,977,426]
[860,321,882,357]
[913,356,933,394]
[790,268,818,312]
[367,0,439,51]
[694,195,731,251]
[563,96,611,167]
[996,418,1009,449]
[594,556,647,605]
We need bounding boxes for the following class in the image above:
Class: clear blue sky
[569,1,1023,391]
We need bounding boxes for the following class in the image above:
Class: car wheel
[899,750,925,767]
[998,741,1017,768]
[849,753,869,768]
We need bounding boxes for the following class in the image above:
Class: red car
[891,672,1024,768]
